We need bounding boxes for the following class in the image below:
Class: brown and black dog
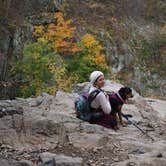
[108,86,133,130]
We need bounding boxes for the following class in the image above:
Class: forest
[0,0,165,99]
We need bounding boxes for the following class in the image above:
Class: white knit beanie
[89,71,104,85]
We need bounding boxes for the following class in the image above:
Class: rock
[156,153,163,158]
[39,152,83,166]
[129,148,146,155]
[36,96,44,106]
[0,159,22,166]
[68,132,109,149]
[112,157,166,166]
[37,159,56,166]
[0,82,166,165]
[0,101,23,118]
[145,98,166,119]
[72,82,90,94]
[19,160,33,166]
[26,98,38,107]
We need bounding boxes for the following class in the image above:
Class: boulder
[112,157,166,166]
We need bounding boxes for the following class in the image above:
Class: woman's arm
[97,92,112,114]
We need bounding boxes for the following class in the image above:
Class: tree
[66,33,109,82]
[33,12,81,56]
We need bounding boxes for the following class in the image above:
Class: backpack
[75,89,101,122]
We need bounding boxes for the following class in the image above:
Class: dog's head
[118,86,133,100]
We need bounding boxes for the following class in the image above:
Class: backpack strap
[88,89,102,109]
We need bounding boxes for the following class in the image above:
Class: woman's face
[95,75,105,88]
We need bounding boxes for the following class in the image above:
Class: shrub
[13,41,66,97]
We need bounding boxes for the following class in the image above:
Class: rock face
[0,81,166,165]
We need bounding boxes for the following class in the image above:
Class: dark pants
[90,113,117,129]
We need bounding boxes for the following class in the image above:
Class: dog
[108,86,133,130]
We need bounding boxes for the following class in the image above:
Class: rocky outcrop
[0,81,165,165]
[38,152,83,166]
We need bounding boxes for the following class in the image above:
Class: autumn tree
[33,12,81,56]
[66,33,109,82]
[81,34,109,71]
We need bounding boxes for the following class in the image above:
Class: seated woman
[89,71,133,130]
[89,71,115,129]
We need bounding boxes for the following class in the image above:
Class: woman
[89,71,117,129]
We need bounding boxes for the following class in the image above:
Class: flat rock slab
[68,132,108,149]
[146,98,166,119]
[112,157,166,166]
[0,159,29,166]
[39,152,83,166]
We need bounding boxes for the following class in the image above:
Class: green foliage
[65,34,109,83]
[65,52,97,83]
[13,41,66,97]
[66,53,109,83]
[136,31,166,75]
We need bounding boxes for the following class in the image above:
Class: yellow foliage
[81,33,109,71]
[58,74,78,91]
[92,53,109,70]
[48,61,78,92]
[38,37,46,43]
[162,23,166,32]
[33,25,44,36]
[54,12,64,24]
[81,34,98,48]
[33,12,80,55]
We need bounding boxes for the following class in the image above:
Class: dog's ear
[119,87,125,93]
[124,86,131,92]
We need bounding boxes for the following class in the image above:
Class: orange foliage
[162,23,166,32]
[33,12,81,55]
[81,34,98,48]
[81,34,109,70]
[92,53,109,70]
